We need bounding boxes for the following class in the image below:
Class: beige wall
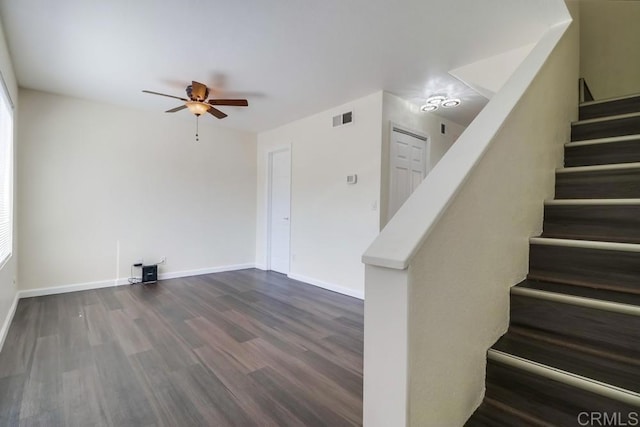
[580,0,640,99]
[256,92,382,297]
[0,18,18,348]
[406,6,579,425]
[17,90,257,291]
[380,93,465,228]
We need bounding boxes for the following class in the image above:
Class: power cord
[128,263,143,284]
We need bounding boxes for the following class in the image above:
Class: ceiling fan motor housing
[186,84,209,101]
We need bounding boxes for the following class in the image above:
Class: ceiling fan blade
[142,90,188,102]
[207,106,228,119]
[165,105,187,113]
[208,99,248,107]
[191,81,208,101]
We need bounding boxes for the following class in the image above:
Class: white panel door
[268,149,291,274]
[388,128,428,219]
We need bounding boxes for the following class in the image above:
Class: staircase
[466,92,640,426]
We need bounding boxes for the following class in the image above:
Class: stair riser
[565,139,640,167]
[510,294,640,354]
[572,116,640,141]
[555,168,640,199]
[580,96,640,120]
[542,204,640,243]
[528,244,640,294]
[482,360,637,424]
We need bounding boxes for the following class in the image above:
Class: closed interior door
[268,149,291,274]
[388,127,428,219]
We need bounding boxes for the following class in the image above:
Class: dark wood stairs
[466,93,640,426]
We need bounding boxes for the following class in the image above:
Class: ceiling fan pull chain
[195,115,199,142]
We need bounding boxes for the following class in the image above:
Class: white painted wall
[380,92,465,228]
[0,18,18,350]
[17,90,256,291]
[450,43,536,99]
[363,2,577,425]
[580,0,640,99]
[256,92,383,298]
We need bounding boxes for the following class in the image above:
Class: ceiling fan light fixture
[186,101,210,116]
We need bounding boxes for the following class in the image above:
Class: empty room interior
[0,0,639,426]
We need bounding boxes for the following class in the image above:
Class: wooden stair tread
[528,242,640,294]
[516,279,640,307]
[555,165,640,199]
[580,92,640,107]
[565,137,640,167]
[469,359,638,425]
[567,134,640,147]
[571,113,640,141]
[542,201,640,244]
[493,327,640,393]
[580,93,640,120]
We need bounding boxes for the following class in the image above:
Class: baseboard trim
[287,273,364,300]
[0,293,19,352]
[17,263,256,299]
[18,278,130,299]
[158,263,256,280]
[14,264,362,309]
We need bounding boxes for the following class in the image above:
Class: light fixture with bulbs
[420,104,438,112]
[185,101,212,142]
[186,101,211,116]
[420,95,461,112]
[426,95,446,105]
[441,98,461,108]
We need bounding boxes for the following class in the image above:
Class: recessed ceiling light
[426,95,446,105]
[441,98,461,108]
[420,104,438,112]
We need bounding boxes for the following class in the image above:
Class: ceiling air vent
[333,111,353,127]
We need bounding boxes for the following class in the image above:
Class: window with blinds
[0,77,13,268]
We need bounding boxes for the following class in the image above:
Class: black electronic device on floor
[141,264,158,283]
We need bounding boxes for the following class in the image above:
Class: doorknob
[283,217,289,220]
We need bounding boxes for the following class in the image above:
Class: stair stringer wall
[405,11,579,427]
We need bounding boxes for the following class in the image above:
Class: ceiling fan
[142,80,248,119]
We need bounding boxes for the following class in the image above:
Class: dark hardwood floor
[0,269,364,426]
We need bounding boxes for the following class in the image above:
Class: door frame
[388,122,429,220]
[265,145,292,272]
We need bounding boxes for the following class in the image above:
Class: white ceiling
[0,0,569,132]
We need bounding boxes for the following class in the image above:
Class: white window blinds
[0,76,13,268]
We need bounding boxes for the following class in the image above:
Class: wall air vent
[333,111,353,127]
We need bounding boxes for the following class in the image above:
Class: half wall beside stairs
[362,11,578,427]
